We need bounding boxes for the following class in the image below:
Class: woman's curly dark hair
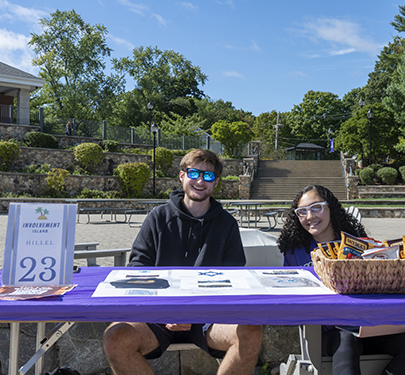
[277,185,367,255]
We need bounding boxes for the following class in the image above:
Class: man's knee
[104,322,160,358]
[104,323,136,355]
[237,325,263,352]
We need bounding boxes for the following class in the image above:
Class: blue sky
[0,0,401,115]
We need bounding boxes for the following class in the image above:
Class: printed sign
[2,203,77,286]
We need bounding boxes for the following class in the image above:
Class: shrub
[376,167,398,185]
[73,143,104,174]
[78,188,121,199]
[24,163,52,174]
[45,168,70,197]
[0,140,19,171]
[399,166,405,183]
[359,167,375,185]
[23,131,58,149]
[369,164,383,172]
[100,140,118,153]
[149,147,174,175]
[114,162,150,197]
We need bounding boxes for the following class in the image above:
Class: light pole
[367,108,373,166]
[151,121,159,196]
[147,102,153,144]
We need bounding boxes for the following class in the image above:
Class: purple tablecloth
[1,266,405,326]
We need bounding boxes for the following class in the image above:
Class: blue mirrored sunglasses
[183,168,217,182]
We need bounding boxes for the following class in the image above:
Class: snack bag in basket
[384,237,405,259]
[338,232,373,259]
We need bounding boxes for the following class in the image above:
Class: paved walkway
[0,213,404,268]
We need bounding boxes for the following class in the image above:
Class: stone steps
[251,160,346,200]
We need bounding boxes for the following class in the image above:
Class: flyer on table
[92,268,334,297]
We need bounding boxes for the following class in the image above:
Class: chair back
[345,206,362,223]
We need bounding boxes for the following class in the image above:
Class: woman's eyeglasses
[294,201,329,218]
[183,168,217,183]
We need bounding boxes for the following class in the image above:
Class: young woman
[277,185,405,375]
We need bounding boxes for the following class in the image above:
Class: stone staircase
[250,160,346,200]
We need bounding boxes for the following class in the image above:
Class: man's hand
[165,324,192,331]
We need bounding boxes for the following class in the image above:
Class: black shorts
[145,323,226,359]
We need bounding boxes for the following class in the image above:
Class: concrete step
[251,160,346,200]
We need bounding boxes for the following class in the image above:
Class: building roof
[0,61,43,97]
[286,142,325,151]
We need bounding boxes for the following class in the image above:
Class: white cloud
[152,13,169,29]
[108,34,135,51]
[223,71,244,79]
[251,40,261,52]
[177,2,198,12]
[297,17,381,57]
[289,71,309,78]
[0,0,47,27]
[0,29,37,74]
[217,1,234,8]
[116,0,148,16]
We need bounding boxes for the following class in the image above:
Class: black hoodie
[128,190,245,267]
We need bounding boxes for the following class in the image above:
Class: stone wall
[0,173,239,207]
[358,185,405,199]
[0,123,39,141]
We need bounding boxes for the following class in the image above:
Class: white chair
[280,325,392,375]
[345,206,362,223]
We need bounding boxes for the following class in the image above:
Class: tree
[29,10,123,121]
[362,37,404,105]
[335,103,400,166]
[288,91,349,143]
[113,46,207,125]
[211,120,254,158]
[159,112,206,136]
[391,4,405,33]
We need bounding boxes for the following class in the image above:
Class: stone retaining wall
[0,173,239,210]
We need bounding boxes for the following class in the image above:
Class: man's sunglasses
[183,168,217,182]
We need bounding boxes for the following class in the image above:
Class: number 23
[18,256,57,282]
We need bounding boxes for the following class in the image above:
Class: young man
[103,149,263,375]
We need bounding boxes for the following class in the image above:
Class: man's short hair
[180,149,223,177]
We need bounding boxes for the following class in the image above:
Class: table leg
[35,323,46,375]
[9,322,20,375]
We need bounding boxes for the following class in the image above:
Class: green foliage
[335,103,400,165]
[376,167,398,185]
[0,140,19,171]
[369,164,383,172]
[78,187,121,199]
[23,131,58,149]
[159,112,206,136]
[73,143,104,173]
[399,166,405,182]
[122,147,148,155]
[149,147,174,175]
[45,168,70,197]
[222,175,239,180]
[112,46,207,127]
[29,9,123,121]
[100,140,118,153]
[359,167,375,185]
[288,90,349,140]
[114,162,150,197]
[24,163,52,174]
[171,149,188,157]
[211,120,254,158]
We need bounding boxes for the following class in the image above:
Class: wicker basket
[311,249,405,294]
